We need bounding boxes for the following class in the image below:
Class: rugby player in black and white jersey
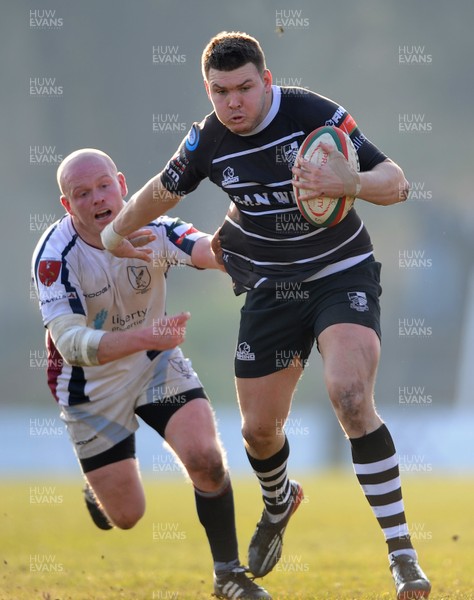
[32,148,271,600]
[101,33,430,599]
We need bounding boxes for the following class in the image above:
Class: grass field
[1,472,473,600]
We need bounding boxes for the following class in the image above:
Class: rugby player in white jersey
[32,148,271,600]
[101,32,431,599]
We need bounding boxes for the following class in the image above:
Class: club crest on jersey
[276,141,299,170]
[38,259,61,287]
[127,266,151,292]
[348,291,369,312]
[221,166,240,187]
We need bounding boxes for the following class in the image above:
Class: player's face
[60,156,127,248]
[205,63,273,134]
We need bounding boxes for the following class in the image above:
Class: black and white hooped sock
[246,436,292,523]
[350,424,417,561]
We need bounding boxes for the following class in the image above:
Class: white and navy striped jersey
[31,214,205,406]
[160,85,387,294]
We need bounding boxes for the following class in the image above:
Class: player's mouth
[95,208,112,221]
[229,114,245,124]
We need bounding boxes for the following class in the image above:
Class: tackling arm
[48,312,190,366]
[191,235,226,271]
[48,314,105,366]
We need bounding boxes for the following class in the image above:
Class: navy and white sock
[350,424,417,562]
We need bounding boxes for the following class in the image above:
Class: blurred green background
[1,0,474,471]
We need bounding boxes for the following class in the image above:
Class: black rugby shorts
[234,257,382,378]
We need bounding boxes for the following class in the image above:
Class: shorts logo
[236,342,255,361]
[76,435,98,447]
[169,357,192,379]
[348,291,369,312]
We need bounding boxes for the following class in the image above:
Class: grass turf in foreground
[1,473,473,599]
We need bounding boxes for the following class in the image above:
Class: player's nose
[227,92,242,109]
[91,188,105,204]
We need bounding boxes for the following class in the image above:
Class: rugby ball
[293,126,359,227]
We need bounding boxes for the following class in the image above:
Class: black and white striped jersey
[160,85,387,294]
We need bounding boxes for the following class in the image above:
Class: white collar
[238,85,281,136]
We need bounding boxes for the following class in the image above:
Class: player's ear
[203,78,210,99]
[263,69,272,90]
[117,172,128,198]
[60,196,73,216]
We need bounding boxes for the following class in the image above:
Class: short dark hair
[201,31,266,79]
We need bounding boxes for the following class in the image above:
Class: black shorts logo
[348,291,369,312]
[236,342,255,361]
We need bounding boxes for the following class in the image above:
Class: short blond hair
[57,148,118,195]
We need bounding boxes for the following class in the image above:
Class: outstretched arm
[101,176,182,258]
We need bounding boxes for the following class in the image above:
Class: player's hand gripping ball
[293,126,360,227]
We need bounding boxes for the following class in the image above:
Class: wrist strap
[101,222,124,250]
